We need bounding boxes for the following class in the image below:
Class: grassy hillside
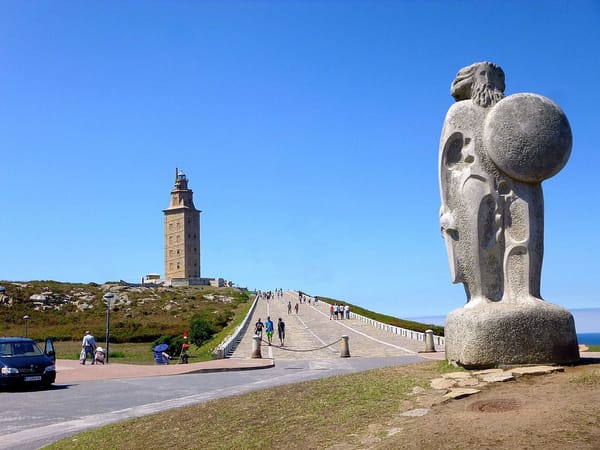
[0,280,252,343]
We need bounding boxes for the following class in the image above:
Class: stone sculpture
[439,62,579,368]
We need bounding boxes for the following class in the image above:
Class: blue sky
[1,1,599,320]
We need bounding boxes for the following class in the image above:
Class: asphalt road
[0,355,423,450]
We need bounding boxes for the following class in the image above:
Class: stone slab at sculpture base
[445,300,580,369]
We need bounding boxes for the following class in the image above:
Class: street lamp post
[23,315,30,337]
[103,292,115,364]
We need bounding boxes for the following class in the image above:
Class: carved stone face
[474,64,505,93]
[450,62,506,102]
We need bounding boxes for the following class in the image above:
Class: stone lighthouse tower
[163,168,201,282]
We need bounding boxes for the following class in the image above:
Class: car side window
[0,343,11,356]
[13,344,25,355]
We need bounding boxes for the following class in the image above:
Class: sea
[408,307,600,345]
[577,333,600,345]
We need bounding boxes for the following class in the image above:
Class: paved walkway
[231,291,444,360]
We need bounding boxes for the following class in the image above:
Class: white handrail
[213,294,260,359]
[319,299,445,347]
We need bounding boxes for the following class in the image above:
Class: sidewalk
[55,350,598,384]
[55,357,274,383]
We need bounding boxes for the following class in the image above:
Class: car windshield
[0,341,44,357]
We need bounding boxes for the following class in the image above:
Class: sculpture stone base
[445,300,579,369]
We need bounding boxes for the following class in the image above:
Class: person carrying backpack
[254,318,264,339]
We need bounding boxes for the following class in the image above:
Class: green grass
[433,359,464,373]
[54,341,162,364]
[193,298,255,360]
[53,324,256,365]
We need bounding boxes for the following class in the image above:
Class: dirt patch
[468,398,521,412]
[376,358,600,449]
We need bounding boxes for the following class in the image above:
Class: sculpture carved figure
[440,61,578,368]
[439,61,571,306]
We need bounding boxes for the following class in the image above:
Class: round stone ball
[483,93,572,183]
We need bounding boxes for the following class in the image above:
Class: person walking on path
[265,316,274,346]
[81,330,97,365]
[254,318,264,339]
[345,304,350,319]
[294,303,299,314]
[329,304,334,320]
[277,317,286,346]
[287,301,292,314]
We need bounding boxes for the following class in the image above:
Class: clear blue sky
[1,1,599,319]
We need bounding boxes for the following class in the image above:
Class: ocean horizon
[577,333,600,346]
